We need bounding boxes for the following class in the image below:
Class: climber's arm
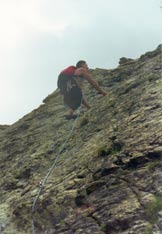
[82,70,107,96]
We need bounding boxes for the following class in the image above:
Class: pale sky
[0,0,161,125]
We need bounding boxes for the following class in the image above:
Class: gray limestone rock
[0,44,162,234]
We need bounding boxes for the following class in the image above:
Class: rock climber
[57,60,107,119]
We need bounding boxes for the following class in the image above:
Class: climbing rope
[31,102,82,234]
[31,87,104,233]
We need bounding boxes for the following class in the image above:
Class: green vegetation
[148,160,162,171]
[97,145,112,157]
[145,225,153,234]
[79,116,89,127]
[145,195,162,224]
[97,142,123,157]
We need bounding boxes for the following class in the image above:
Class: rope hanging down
[31,103,82,234]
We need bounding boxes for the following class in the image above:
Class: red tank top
[61,66,76,77]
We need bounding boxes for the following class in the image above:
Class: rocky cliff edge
[0,45,162,234]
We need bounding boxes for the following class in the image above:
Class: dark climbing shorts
[57,74,82,110]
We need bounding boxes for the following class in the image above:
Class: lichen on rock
[0,44,162,234]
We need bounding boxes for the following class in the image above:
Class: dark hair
[76,60,86,68]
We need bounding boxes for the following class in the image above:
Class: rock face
[0,45,162,234]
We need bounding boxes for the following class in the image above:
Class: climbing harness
[31,101,83,234]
